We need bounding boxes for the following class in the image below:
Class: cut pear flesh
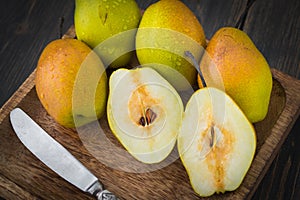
[178,87,256,197]
[107,67,183,164]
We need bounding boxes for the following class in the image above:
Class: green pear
[136,0,206,91]
[74,0,141,68]
[36,38,107,128]
[199,27,272,123]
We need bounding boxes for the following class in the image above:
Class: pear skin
[199,27,272,123]
[74,0,141,68]
[36,39,107,128]
[136,0,206,91]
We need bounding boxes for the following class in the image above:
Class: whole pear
[36,39,107,128]
[74,0,141,68]
[199,27,272,123]
[136,0,206,91]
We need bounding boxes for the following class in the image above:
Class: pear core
[138,108,157,127]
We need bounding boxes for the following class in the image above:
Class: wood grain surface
[0,0,299,199]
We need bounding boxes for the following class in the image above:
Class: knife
[10,108,118,200]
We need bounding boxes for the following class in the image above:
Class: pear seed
[210,125,215,148]
[138,108,157,127]
[145,108,157,125]
[139,116,146,127]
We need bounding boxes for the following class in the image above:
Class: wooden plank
[256,121,300,200]
[0,174,38,200]
[243,0,300,79]
[0,0,74,107]
[183,0,247,39]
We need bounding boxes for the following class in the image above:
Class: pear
[198,27,272,123]
[74,0,141,68]
[178,87,256,197]
[36,38,107,128]
[136,0,206,91]
[107,67,183,164]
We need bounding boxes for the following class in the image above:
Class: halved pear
[107,67,184,164]
[178,87,256,197]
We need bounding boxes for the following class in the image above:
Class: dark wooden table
[0,0,299,199]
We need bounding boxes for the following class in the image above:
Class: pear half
[178,87,256,197]
[107,67,184,164]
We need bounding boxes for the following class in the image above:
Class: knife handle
[88,181,119,200]
[95,189,118,200]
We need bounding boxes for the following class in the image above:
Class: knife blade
[10,108,118,200]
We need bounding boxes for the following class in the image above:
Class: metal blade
[9,108,98,192]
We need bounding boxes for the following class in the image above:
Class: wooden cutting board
[0,27,299,200]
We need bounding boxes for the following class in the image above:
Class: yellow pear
[199,27,272,123]
[36,39,107,128]
[136,0,206,91]
[74,0,141,68]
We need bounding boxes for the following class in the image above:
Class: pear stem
[184,51,207,87]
